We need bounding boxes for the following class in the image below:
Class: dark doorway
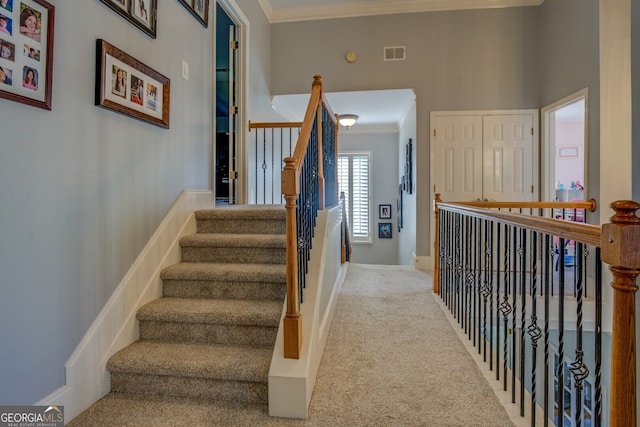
[215,4,236,204]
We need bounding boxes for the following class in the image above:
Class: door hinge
[433,129,436,137]
[230,40,238,50]
[229,171,236,180]
[531,127,534,136]
[531,185,534,193]
[230,105,238,115]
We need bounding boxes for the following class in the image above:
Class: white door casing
[429,110,539,270]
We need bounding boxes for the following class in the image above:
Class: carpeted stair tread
[160,262,286,282]
[66,393,275,427]
[195,205,285,220]
[180,233,286,248]
[137,297,282,326]
[107,341,272,383]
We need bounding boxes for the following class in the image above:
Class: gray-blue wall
[0,0,273,405]
[271,8,541,258]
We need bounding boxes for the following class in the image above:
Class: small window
[338,152,372,243]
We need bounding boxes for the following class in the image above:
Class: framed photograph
[95,39,170,128]
[177,0,209,27]
[0,0,54,110]
[99,0,157,38]
[404,138,413,194]
[378,222,392,239]
[397,184,403,232]
[559,146,579,158]
[379,204,392,220]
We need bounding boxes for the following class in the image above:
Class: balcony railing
[434,195,639,427]
[279,75,339,359]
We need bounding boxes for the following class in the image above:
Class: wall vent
[384,46,406,61]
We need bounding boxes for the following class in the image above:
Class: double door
[432,111,538,202]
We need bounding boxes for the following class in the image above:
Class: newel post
[281,157,302,359]
[601,200,640,426]
[433,193,442,294]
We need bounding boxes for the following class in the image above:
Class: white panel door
[434,115,483,202]
[482,114,535,202]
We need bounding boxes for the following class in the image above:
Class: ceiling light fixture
[338,114,359,129]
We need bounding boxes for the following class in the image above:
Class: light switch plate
[181,60,189,80]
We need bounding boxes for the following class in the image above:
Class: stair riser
[139,322,278,346]
[162,280,285,301]
[197,219,285,235]
[181,247,285,264]
[110,373,267,404]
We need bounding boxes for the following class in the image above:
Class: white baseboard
[268,205,346,419]
[37,190,214,422]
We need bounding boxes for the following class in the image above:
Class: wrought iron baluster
[519,228,527,417]
[476,217,483,351]
[495,223,501,380]
[527,231,541,426]
[500,224,512,392]
[556,238,566,427]
[569,243,588,427]
[594,248,602,427]
[543,234,552,427]
[511,225,518,404]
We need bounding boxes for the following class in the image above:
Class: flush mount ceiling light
[338,114,359,129]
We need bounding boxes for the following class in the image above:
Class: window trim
[338,151,373,244]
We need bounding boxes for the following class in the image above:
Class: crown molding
[265,0,544,23]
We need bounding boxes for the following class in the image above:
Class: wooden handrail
[248,120,303,130]
[454,199,597,212]
[433,196,598,295]
[434,194,640,425]
[437,202,601,246]
[280,75,336,359]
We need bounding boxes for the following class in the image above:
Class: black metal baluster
[569,243,589,427]
[476,217,482,350]
[481,220,491,362]
[594,248,602,427]
[527,231,541,426]
[500,224,512,392]
[557,238,566,427]
[519,228,527,417]
[468,216,475,341]
[543,234,552,427]
[495,223,501,380]
[511,226,518,404]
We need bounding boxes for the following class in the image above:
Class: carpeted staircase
[68,205,287,425]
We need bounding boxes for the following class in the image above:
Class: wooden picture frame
[177,0,209,27]
[379,204,392,220]
[378,222,392,239]
[99,0,157,38]
[0,0,55,110]
[95,39,170,128]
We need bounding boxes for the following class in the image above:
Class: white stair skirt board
[36,190,215,422]
[269,205,348,419]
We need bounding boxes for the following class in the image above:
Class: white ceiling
[258,0,544,23]
[272,89,416,133]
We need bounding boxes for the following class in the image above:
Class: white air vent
[384,46,406,61]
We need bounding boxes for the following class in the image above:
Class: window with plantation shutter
[337,152,372,243]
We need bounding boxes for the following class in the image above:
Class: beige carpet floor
[68,263,514,426]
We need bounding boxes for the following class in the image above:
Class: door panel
[483,115,534,202]
[434,115,483,202]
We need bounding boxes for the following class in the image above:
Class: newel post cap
[601,200,640,268]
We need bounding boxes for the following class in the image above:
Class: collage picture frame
[95,39,170,128]
[177,0,209,27]
[0,0,55,110]
[99,0,157,38]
